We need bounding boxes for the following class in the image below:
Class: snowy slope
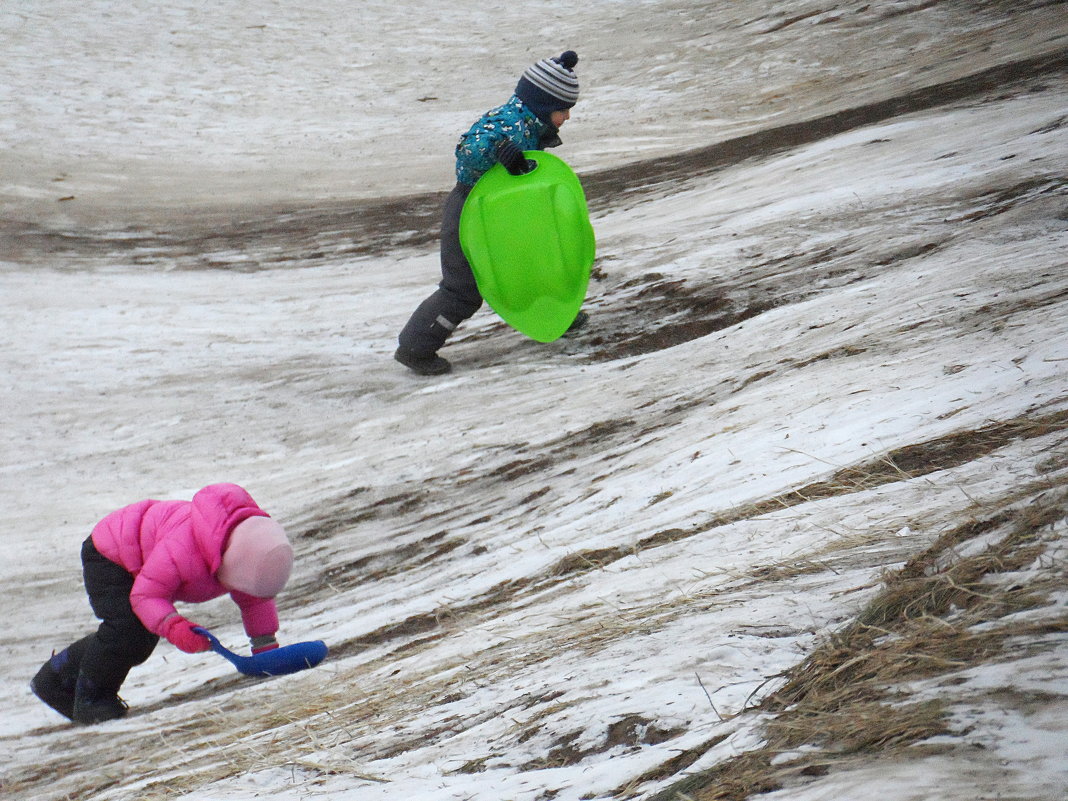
[2,2,1067,800]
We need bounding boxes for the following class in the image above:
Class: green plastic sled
[459,151,595,343]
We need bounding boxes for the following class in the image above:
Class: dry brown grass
[643,486,1068,801]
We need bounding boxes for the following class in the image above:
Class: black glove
[497,139,536,176]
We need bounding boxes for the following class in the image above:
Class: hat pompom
[557,51,579,70]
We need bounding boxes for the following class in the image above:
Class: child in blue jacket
[395,50,585,375]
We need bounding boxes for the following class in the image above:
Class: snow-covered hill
[2,2,1066,800]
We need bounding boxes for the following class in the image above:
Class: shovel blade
[243,640,329,676]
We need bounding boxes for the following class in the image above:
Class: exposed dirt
[3,48,1064,273]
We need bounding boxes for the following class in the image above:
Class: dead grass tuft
[643,487,1068,801]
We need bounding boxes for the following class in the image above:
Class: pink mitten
[163,616,211,653]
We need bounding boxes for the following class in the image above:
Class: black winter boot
[563,310,589,337]
[394,346,452,376]
[30,650,77,720]
[72,674,128,725]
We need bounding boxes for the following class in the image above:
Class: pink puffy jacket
[91,483,280,638]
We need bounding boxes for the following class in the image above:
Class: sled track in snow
[3,46,1066,269]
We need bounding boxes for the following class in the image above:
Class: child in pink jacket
[31,483,294,725]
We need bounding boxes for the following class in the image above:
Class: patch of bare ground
[946,176,1068,224]
[577,275,780,363]
[3,49,1064,271]
[636,486,1068,801]
[517,715,687,773]
[574,241,872,364]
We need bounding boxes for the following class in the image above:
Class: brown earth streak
[2,47,1065,268]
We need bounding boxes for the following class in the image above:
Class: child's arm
[457,126,505,181]
[131,546,212,652]
[455,102,542,185]
[231,590,281,652]
[129,549,185,635]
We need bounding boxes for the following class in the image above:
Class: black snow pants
[60,538,160,693]
[397,183,483,356]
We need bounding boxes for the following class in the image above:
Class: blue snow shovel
[193,627,328,677]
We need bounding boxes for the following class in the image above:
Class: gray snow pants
[398,183,482,356]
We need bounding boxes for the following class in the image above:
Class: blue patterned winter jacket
[454,95,560,186]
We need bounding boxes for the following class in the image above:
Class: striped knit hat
[515,51,580,124]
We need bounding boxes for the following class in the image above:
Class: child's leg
[398,184,483,358]
[70,538,158,723]
[77,537,159,694]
